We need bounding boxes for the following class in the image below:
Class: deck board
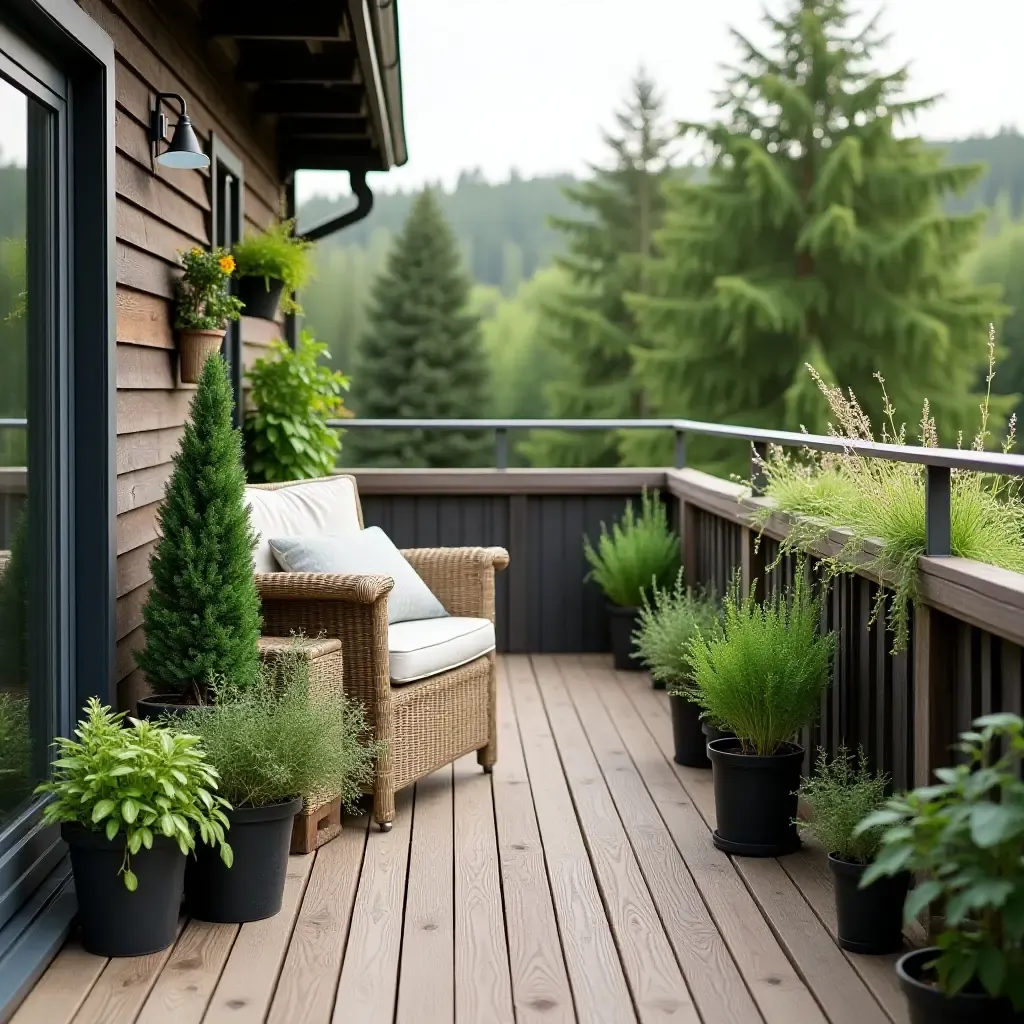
[13,656,917,1024]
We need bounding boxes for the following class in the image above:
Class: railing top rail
[329,417,1024,477]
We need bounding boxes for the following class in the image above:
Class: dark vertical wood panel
[507,495,528,653]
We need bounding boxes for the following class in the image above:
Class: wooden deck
[12,655,919,1024]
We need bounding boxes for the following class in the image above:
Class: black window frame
[0,0,114,1015]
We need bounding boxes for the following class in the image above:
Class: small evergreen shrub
[686,567,834,756]
[244,333,350,482]
[36,699,231,889]
[174,645,381,810]
[632,570,721,689]
[175,247,243,331]
[857,714,1024,1008]
[796,746,889,862]
[232,219,314,316]
[135,354,262,703]
[0,693,30,814]
[0,508,27,690]
[583,489,680,607]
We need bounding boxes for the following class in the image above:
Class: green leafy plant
[796,746,890,862]
[0,693,30,814]
[0,507,27,690]
[583,489,680,607]
[174,644,381,809]
[754,334,1024,651]
[857,714,1024,1008]
[686,567,834,756]
[632,570,720,689]
[35,699,232,890]
[244,333,350,483]
[232,219,314,316]
[175,247,244,331]
[135,353,262,703]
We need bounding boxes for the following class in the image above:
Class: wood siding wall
[75,0,286,710]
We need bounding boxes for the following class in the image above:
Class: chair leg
[477,654,499,773]
[373,780,395,833]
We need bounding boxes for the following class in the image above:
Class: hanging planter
[232,219,314,320]
[177,329,225,385]
[236,275,285,320]
[173,246,243,384]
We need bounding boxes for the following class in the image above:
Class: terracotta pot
[178,328,225,383]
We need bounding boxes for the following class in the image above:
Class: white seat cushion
[246,477,361,573]
[388,617,496,684]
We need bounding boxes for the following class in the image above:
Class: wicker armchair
[249,477,509,831]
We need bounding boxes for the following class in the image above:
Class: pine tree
[522,70,676,467]
[628,0,1006,472]
[136,354,261,702]
[345,188,491,468]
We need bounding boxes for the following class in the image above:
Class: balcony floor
[13,655,919,1024]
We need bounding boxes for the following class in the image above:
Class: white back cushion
[246,477,361,573]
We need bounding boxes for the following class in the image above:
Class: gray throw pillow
[268,528,448,625]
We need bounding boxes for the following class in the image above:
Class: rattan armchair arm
[254,571,394,603]
[400,546,510,621]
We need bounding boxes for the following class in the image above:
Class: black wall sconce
[150,92,210,170]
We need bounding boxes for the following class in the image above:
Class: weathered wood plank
[117,287,174,350]
[117,539,157,596]
[116,582,149,641]
[506,656,636,1022]
[117,502,161,557]
[332,792,413,1024]
[241,317,282,348]
[118,427,186,476]
[8,944,106,1024]
[115,152,207,242]
[453,755,515,1024]
[116,205,194,271]
[116,625,145,681]
[395,768,455,1024]
[492,660,574,1024]
[118,242,174,298]
[204,853,315,1024]
[267,814,368,1024]
[118,390,192,436]
[117,463,171,515]
[117,344,176,391]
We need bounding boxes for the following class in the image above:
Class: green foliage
[244,333,350,482]
[627,0,1004,475]
[345,188,491,468]
[686,568,834,755]
[796,746,890,862]
[135,354,262,702]
[858,714,1024,1008]
[0,693,30,814]
[175,247,243,331]
[35,699,232,890]
[522,72,676,468]
[174,645,381,809]
[632,570,721,688]
[233,219,315,316]
[0,508,27,690]
[583,489,679,607]
[0,232,27,466]
[756,348,1024,650]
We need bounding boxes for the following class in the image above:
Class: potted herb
[633,572,722,766]
[797,746,909,954]
[134,354,262,718]
[232,219,314,320]
[857,714,1024,1023]
[243,332,350,483]
[174,246,243,384]
[584,489,680,671]
[34,699,231,957]
[175,648,380,923]
[687,568,834,856]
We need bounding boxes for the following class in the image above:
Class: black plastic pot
[829,855,910,954]
[237,275,285,320]
[185,797,302,923]
[607,605,644,671]
[701,721,735,746]
[897,948,1024,1023]
[708,738,804,857]
[63,823,185,957]
[135,694,198,722]
[670,693,710,768]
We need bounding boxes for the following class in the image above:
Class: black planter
[237,275,285,320]
[701,720,735,746]
[829,855,910,954]
[185,797,302,923]
[708,738,804,857]
[670,693,710,768]
[63,823,184,957]
[607,605,644,671]
[897,948,1024,1023]
[135,694,197,722]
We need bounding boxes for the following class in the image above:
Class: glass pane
[0,76,46,828]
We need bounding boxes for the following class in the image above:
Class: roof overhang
[201,0,407,177]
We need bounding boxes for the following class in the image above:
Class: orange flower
[218,255,236,274]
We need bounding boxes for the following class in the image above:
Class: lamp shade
[157,114,209,170]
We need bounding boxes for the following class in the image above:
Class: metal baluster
[925,464,951,556]
[495,428,509,471]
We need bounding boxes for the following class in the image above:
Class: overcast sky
[297,0,1024,201]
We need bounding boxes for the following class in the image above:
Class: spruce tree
[523,70,676,467]
[345,189,491,467]
[628,0,1005,471]
[136,354,261,702]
